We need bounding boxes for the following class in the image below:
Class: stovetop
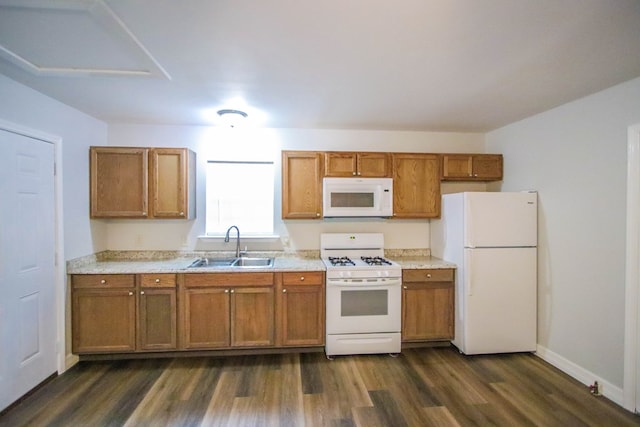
[320,233,401,278]
[326,256,397,267]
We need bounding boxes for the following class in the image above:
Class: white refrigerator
[431,191,538,355]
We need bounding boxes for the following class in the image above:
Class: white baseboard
[536,344,624,407]
[64,353,79,371]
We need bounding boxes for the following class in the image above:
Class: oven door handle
[327,278,402,287]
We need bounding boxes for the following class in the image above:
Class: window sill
[198,234,281,242]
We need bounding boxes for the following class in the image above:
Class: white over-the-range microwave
[322,177,393,218]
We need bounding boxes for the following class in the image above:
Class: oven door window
[341,289,388,316]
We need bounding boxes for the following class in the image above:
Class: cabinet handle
[128,291,133,296]
[155,278,160,283]
[140,291,145,295]
[282,289,287,293]
[100,279,106,284]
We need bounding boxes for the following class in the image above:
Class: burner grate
[328,256,355,266]
[361,256,393,266]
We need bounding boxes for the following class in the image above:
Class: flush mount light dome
[217,109,248,127]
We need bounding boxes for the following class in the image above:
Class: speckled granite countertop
[388,256,456,270]
[67,251,325,274]
[66,250,456,274]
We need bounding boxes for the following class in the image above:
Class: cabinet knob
[403,286,408,290]
[230,289,235,293]
[143,212,147,215]
[140,291,145,295]
[100,279,106,284]
[300,276,305,281]
[179,212,184,216]
[282,289,287,293]
[352,171,356,175]
[316,213,320,217]
[155,278,160,283]
[128,291,133,296]
[225,289,229,293]
[427,274,431,278]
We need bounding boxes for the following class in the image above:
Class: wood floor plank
[2,347,639,427]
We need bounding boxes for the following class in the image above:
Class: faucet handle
[240,246,248,257]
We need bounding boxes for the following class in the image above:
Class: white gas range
[321,233,402,357]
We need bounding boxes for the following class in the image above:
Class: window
[205,160,275,235]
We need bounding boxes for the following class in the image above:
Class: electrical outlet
[589,381,602,396]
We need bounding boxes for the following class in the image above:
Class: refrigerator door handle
[464,250,473,296]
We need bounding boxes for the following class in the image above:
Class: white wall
[486,77,640,394]
[106,125,486,251]
[0,74,108,260]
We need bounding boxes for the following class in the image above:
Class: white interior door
[0,129,56,412]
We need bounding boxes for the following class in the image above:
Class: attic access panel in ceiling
[0,0,169,78]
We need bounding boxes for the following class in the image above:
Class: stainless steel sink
[187,257,273,269]
[231,257,274,268]
[187,258,235,268]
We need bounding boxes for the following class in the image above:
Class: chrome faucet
[224,225,241,258]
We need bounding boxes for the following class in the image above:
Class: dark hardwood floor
[1,346,639,426]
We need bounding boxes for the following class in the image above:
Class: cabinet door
[72,289,136,353]
[182,288,230,349]
[357,152,390,177]
[402,269,454,342]
[392,153,441,218]
[149,148,190,218]
[325,152,358,176]
[279,272,324,346]
[441,154,473,179]
[90,147,148,218]
[139,288,177,351]
[231,287,275,347]
[282,151,323,219]
[402,283,454,341]
[472,154,503,180]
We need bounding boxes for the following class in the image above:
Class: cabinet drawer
[140,273,177,288]
[403,269,454,283]
[184,273,274,288]
[282,271,324,286]
[72,274,135,289]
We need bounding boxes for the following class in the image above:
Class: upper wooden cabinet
[441,154,503,181]
[90,147,196,219]
[324,152,390,177]
[282,151,323,219]
[392,153,441,218]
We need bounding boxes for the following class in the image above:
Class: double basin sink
[187,257,274,269]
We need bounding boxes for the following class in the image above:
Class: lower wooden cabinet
[71,270,325,355]
[402,268,454,342]
[180,273,275,349]
[138,274,177,350]
[72,275,137,353]
[72,274,177,354]
[277,271,325,346]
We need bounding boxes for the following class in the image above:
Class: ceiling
[1,0,640,132]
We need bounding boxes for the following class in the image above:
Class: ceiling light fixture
[217,109,248,127]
